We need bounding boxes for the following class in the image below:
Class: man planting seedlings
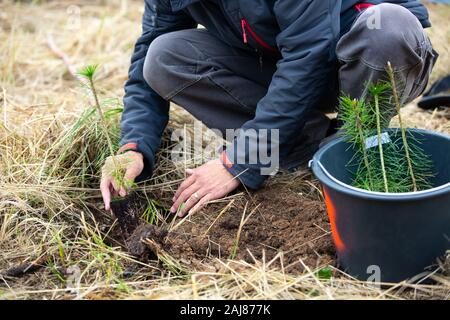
[101,0,437,218]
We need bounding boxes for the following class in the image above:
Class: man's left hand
[171,159,240,217]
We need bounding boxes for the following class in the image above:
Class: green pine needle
[78,64,99,80]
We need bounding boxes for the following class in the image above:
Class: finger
[173,174,196,202]
[102,157,115,175]
[119,187,127,197]
[100,177,112,211]
[186,168,195,175]
[111,186,120,199]
[188,193,212,216]
[179,189,208,217]
[171,183,200,214]
[111,178,121,195]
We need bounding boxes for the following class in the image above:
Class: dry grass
[0,0,449,300]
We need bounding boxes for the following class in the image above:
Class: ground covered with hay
[0,0,449,300]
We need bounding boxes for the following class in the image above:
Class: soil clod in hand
[110,193,142,239]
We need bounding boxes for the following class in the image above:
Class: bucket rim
[311,128,450,200]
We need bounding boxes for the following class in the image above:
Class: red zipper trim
[241,19,248,44]
[241,18,278,53]
[354,3,374,12]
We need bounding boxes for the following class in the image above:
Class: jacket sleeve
[120,0,196,181]
[224,0,341,189]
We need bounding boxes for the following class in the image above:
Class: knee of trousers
[143,32,200,99]
[337,3,429,72]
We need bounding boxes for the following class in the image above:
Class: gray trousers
[143,3,437,168]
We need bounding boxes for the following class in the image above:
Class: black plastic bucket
[310,129,450,283]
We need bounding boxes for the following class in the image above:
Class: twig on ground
[47,34,88,85]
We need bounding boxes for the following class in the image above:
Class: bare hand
[171,159,240,217]
[100,151,144,211]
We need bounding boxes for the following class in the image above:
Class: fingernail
[170,206,175,213]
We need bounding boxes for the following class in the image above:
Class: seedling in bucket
[311,63,450,283]
[338,63,434,193]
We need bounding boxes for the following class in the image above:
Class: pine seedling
[338,96,374,190]
[78,65,128,191]
[387,62,417,191]
[368,83,392,192]
[338,72,435,193]
[78,65,115,158]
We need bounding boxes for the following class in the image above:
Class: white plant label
[365,132,391,150]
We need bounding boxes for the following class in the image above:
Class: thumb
[124,164,141,181]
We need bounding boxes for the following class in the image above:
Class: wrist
[117,142,138,155]
[124,150,143,159]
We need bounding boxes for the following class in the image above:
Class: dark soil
[110,192,142,239]
[128,224,168,260]
[127,184,336,273]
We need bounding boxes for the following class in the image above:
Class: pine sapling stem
[78,65,128,192]
[354,100,373,190]
[374,93,389,193]
[387,62,417,191]
[87,76,121,179]
[88,77,115,158]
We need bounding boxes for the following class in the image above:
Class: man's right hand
[100,151,144,211]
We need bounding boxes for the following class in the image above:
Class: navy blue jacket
[120,0,430,189]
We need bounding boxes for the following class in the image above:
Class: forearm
[120,56,170,181]
[119,0,196,181]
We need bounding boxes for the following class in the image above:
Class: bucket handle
[309,159,450,197]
